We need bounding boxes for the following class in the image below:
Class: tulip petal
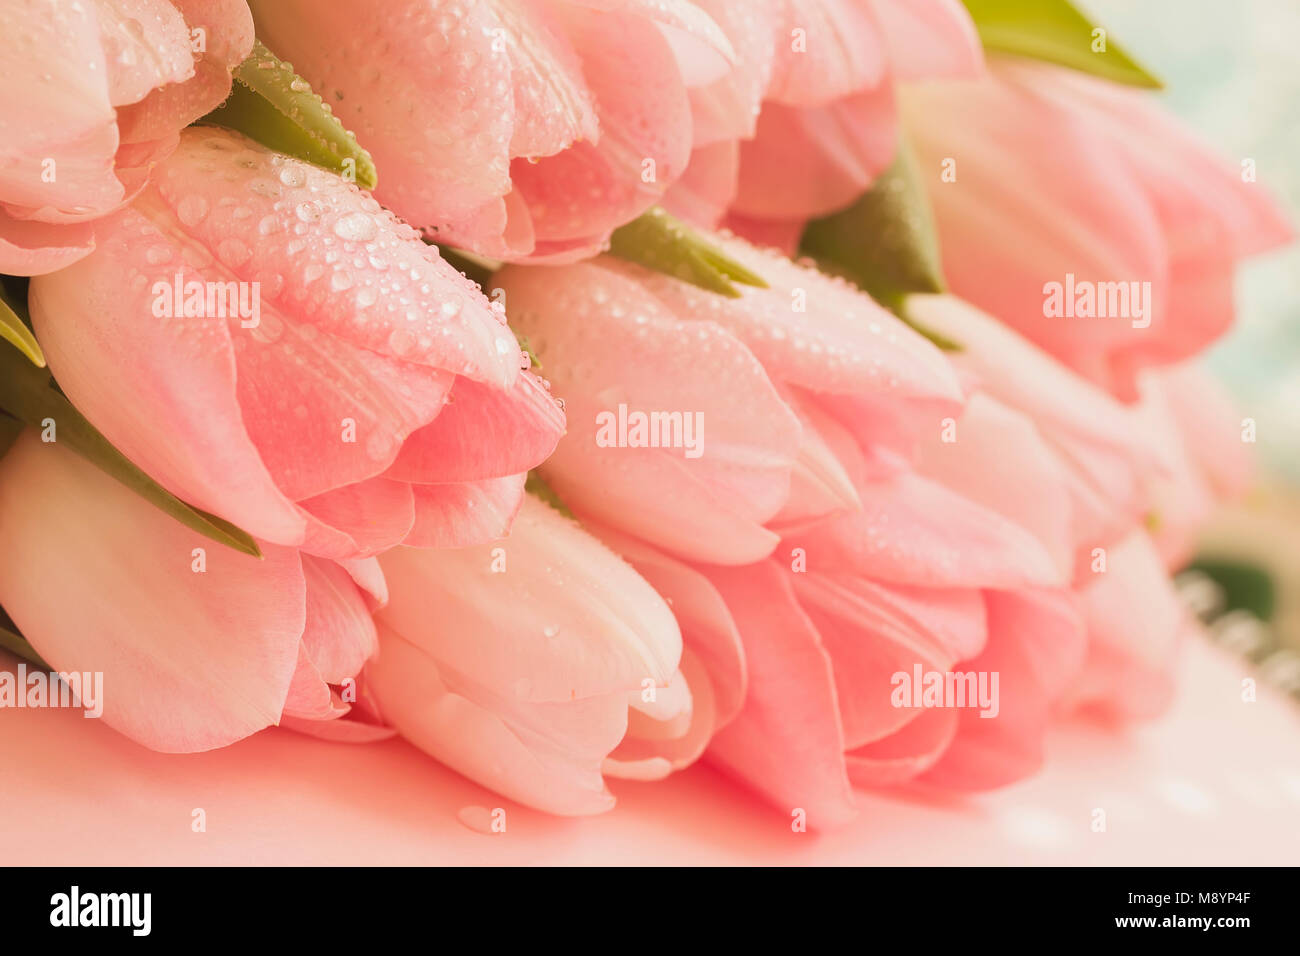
[249,0,515,230]
[765,0,886,107]
[377,495,681,705]
[734,86,897,220]
[845,706,959,787]
[404,473,527,549]
[868,0,982,80]
[384,371,564,484]
[498,259,801,565]
[29,202,309,547]
[298,477,416,559]
[703,560,857,826]
[921,587,1085,790]
[0,434,303,753]
[150,128,519,386]
[301,554,378,684]
[511,6,693,244]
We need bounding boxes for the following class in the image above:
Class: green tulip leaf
[800,142,959,351]
[202,40,377,188]
[961,0,1162,88]
[609,207,768,298]
[0,282,44,367]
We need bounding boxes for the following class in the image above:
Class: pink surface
[2,638,1298,865]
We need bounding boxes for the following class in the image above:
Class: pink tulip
[246,0,736,261]
[366,495,693,815]
[904,59,1293,398]
[491,234,1110,820]
[0,0,255,275]
[30,127,564,560]
[0,432,387,751]
[496,231,962,565]
[666,0,982,248]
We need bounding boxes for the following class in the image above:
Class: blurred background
[1089,0,1300,701]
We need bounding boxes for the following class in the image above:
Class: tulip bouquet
[0,0,1291,830]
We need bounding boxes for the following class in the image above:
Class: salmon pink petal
[702,560,857,827]
[845,706,960,787]
[795,573,985,748]
[0,0,121,220]
[279,714,397,743]
[385,371,564,484]
[0,213,97,276]
[282,645,346,721]
[249,0,514,231]
[301,555,378,684]
[511,6,693,244]
[903,68,1169,389]
[922,587,1085,790]
[765,0,885,107]
[717,211,804,257]
[298,478,416,559]
[562,0,737,85]
[0,434,303,753]
[232,299,455,500]
[734,86,897,220]
[869,0,982,80]
[404,473,527,549]
[29,205,308,547]
[150,129,519,386]
[338,557,388,610]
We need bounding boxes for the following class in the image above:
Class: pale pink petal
[114,0,255,144]
[590,523,748,731]
[914,392,1075,582]
[94,0,194,108]
[250,0,515,231]
[376,495,681,705]
[868,0,982,80]
[604,651,715,779]
[686,0,782,144]
[661,140,739,230]
[404,473,527,549]
[0,434,303,753]
[149,128,519,386]
[491,0,598,159]
[765,0,885,107]
[0,0,121,219]
[498,259,801,565]
[788,470,1065,590]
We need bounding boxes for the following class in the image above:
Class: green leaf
[201,40,377,188]
[961,0,1162,88]
[0,349,262,558]
[525,471,575,521]
[0,609,49,669]
[609,207,768,298]
[800,141,959,351]
[0,282,44,367]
